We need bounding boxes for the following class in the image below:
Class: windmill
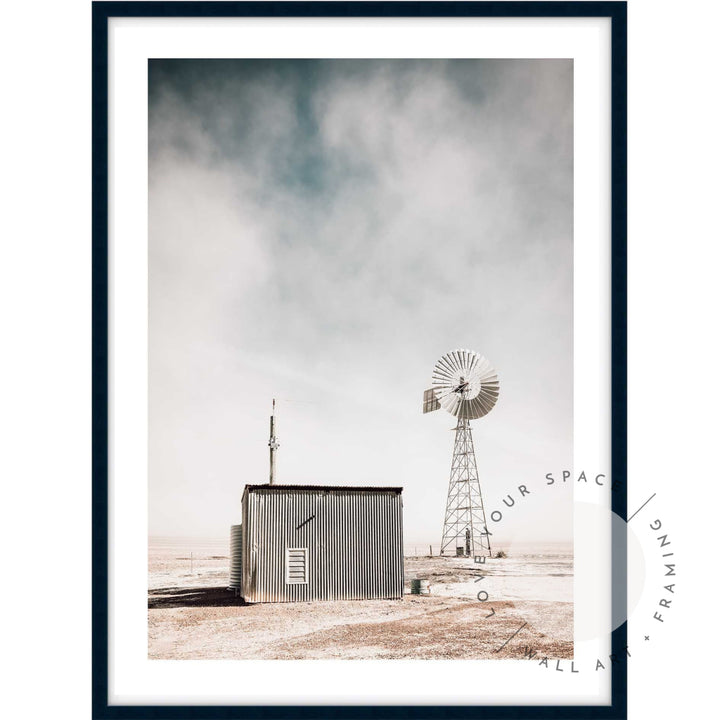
[423,349,500,558]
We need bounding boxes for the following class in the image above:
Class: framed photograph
[93,1,627,717]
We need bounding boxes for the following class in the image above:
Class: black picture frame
[92,2,627,718]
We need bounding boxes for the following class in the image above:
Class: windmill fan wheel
[430,349,500,420]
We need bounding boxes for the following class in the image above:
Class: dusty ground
[149,539,573,660]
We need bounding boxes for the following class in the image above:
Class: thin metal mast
[268,398,279,485]
[439,418,492,557]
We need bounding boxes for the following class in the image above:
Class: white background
[0,0,718,717]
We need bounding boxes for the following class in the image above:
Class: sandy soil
[148,539,573,661]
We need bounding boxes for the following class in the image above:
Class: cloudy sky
[148,59,573,546]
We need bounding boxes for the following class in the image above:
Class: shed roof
[243,484,403,495]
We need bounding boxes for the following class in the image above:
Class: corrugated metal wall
[241,487,403,603]
[228,524,242,589]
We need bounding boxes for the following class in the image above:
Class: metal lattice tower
[423,349,500,558]
[440,418,491,556]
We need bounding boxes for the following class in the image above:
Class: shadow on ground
[149,586,247,609]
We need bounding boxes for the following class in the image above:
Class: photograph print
[148,58,574,662]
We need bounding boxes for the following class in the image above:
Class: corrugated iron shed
[241,485,404,603]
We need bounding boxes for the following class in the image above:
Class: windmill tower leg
[440,418,492,557]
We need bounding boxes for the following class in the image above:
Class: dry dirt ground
[148,542,573,660]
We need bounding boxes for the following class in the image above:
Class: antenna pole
[268,398,279,485]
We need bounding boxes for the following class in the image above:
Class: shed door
[285,547,308,585]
